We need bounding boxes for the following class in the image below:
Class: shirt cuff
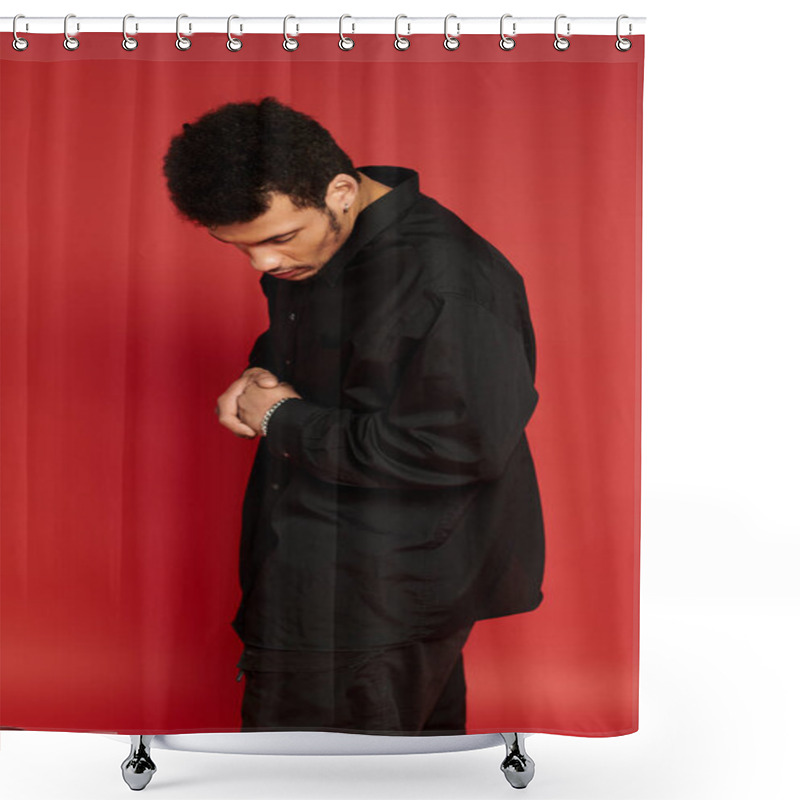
[263,398,326,460]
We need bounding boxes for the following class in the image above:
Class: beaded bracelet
[259,397,296,438]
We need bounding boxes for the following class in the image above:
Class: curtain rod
[1,16,646,37]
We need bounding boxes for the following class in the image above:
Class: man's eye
[272,235,294,244]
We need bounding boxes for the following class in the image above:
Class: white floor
[2,598,796,800]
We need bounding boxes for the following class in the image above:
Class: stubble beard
[325,206,343,236]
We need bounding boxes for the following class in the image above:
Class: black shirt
[231,165,545,652]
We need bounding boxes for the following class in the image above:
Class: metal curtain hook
[394,15,410,50]
[283,15,299,51]
[12,14,29,51]
[176,14,192,50]
[339,14,354,50]
[227,15,243,51]
[499,13,516,50]
[64,13,79,50]
[615,14,632,51]
[444,13,460,50]
[553,14,570,51]
[122,14,138,50]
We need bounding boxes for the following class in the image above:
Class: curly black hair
[163,97,361,227]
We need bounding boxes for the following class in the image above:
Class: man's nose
[247,247,282,273]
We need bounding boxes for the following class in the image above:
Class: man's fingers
[243,367,279,385]
[217,382,260,438]
[218,408,258,437]
[232,425,259,438]
[215,369,282,439]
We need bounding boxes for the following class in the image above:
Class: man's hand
[216,367,283,439]
[237,378,302,437]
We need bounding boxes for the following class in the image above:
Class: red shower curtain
[0,32,643,735]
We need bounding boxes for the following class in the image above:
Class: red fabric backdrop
[0,33,643,735]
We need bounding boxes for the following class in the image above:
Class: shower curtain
[0,29,643,737]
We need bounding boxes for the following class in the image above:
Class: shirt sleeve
[264,293,539,488]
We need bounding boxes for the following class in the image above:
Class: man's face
[208,193,348,281]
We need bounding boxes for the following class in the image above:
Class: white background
[2,1,798,798]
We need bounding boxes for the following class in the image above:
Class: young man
[163,97,545,735]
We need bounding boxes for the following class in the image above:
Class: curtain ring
[283,15,299,51]
[499,13,516,50]
[63,13,79,51]
[12,14,29,51]
[443,14,460,51]
[615,14,632,51]
[394,15,410,51]
[122,14,138,51]
[176,14,191,50]
[227,15,243,51]
[339,14,354,50]
[553,14,570,51]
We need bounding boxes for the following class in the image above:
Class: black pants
[237,624,473,735]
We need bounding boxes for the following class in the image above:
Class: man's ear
[326,173,358,210]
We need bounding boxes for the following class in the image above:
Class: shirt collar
[314,165,420,287]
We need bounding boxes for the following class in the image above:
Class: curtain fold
[1,32,643,736]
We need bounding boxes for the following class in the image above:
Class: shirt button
[288,312,296,322]
[282,451,290,459]
[285,358,293,366]
[270,483,280,491]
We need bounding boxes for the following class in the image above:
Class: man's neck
[355,171,393,213]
